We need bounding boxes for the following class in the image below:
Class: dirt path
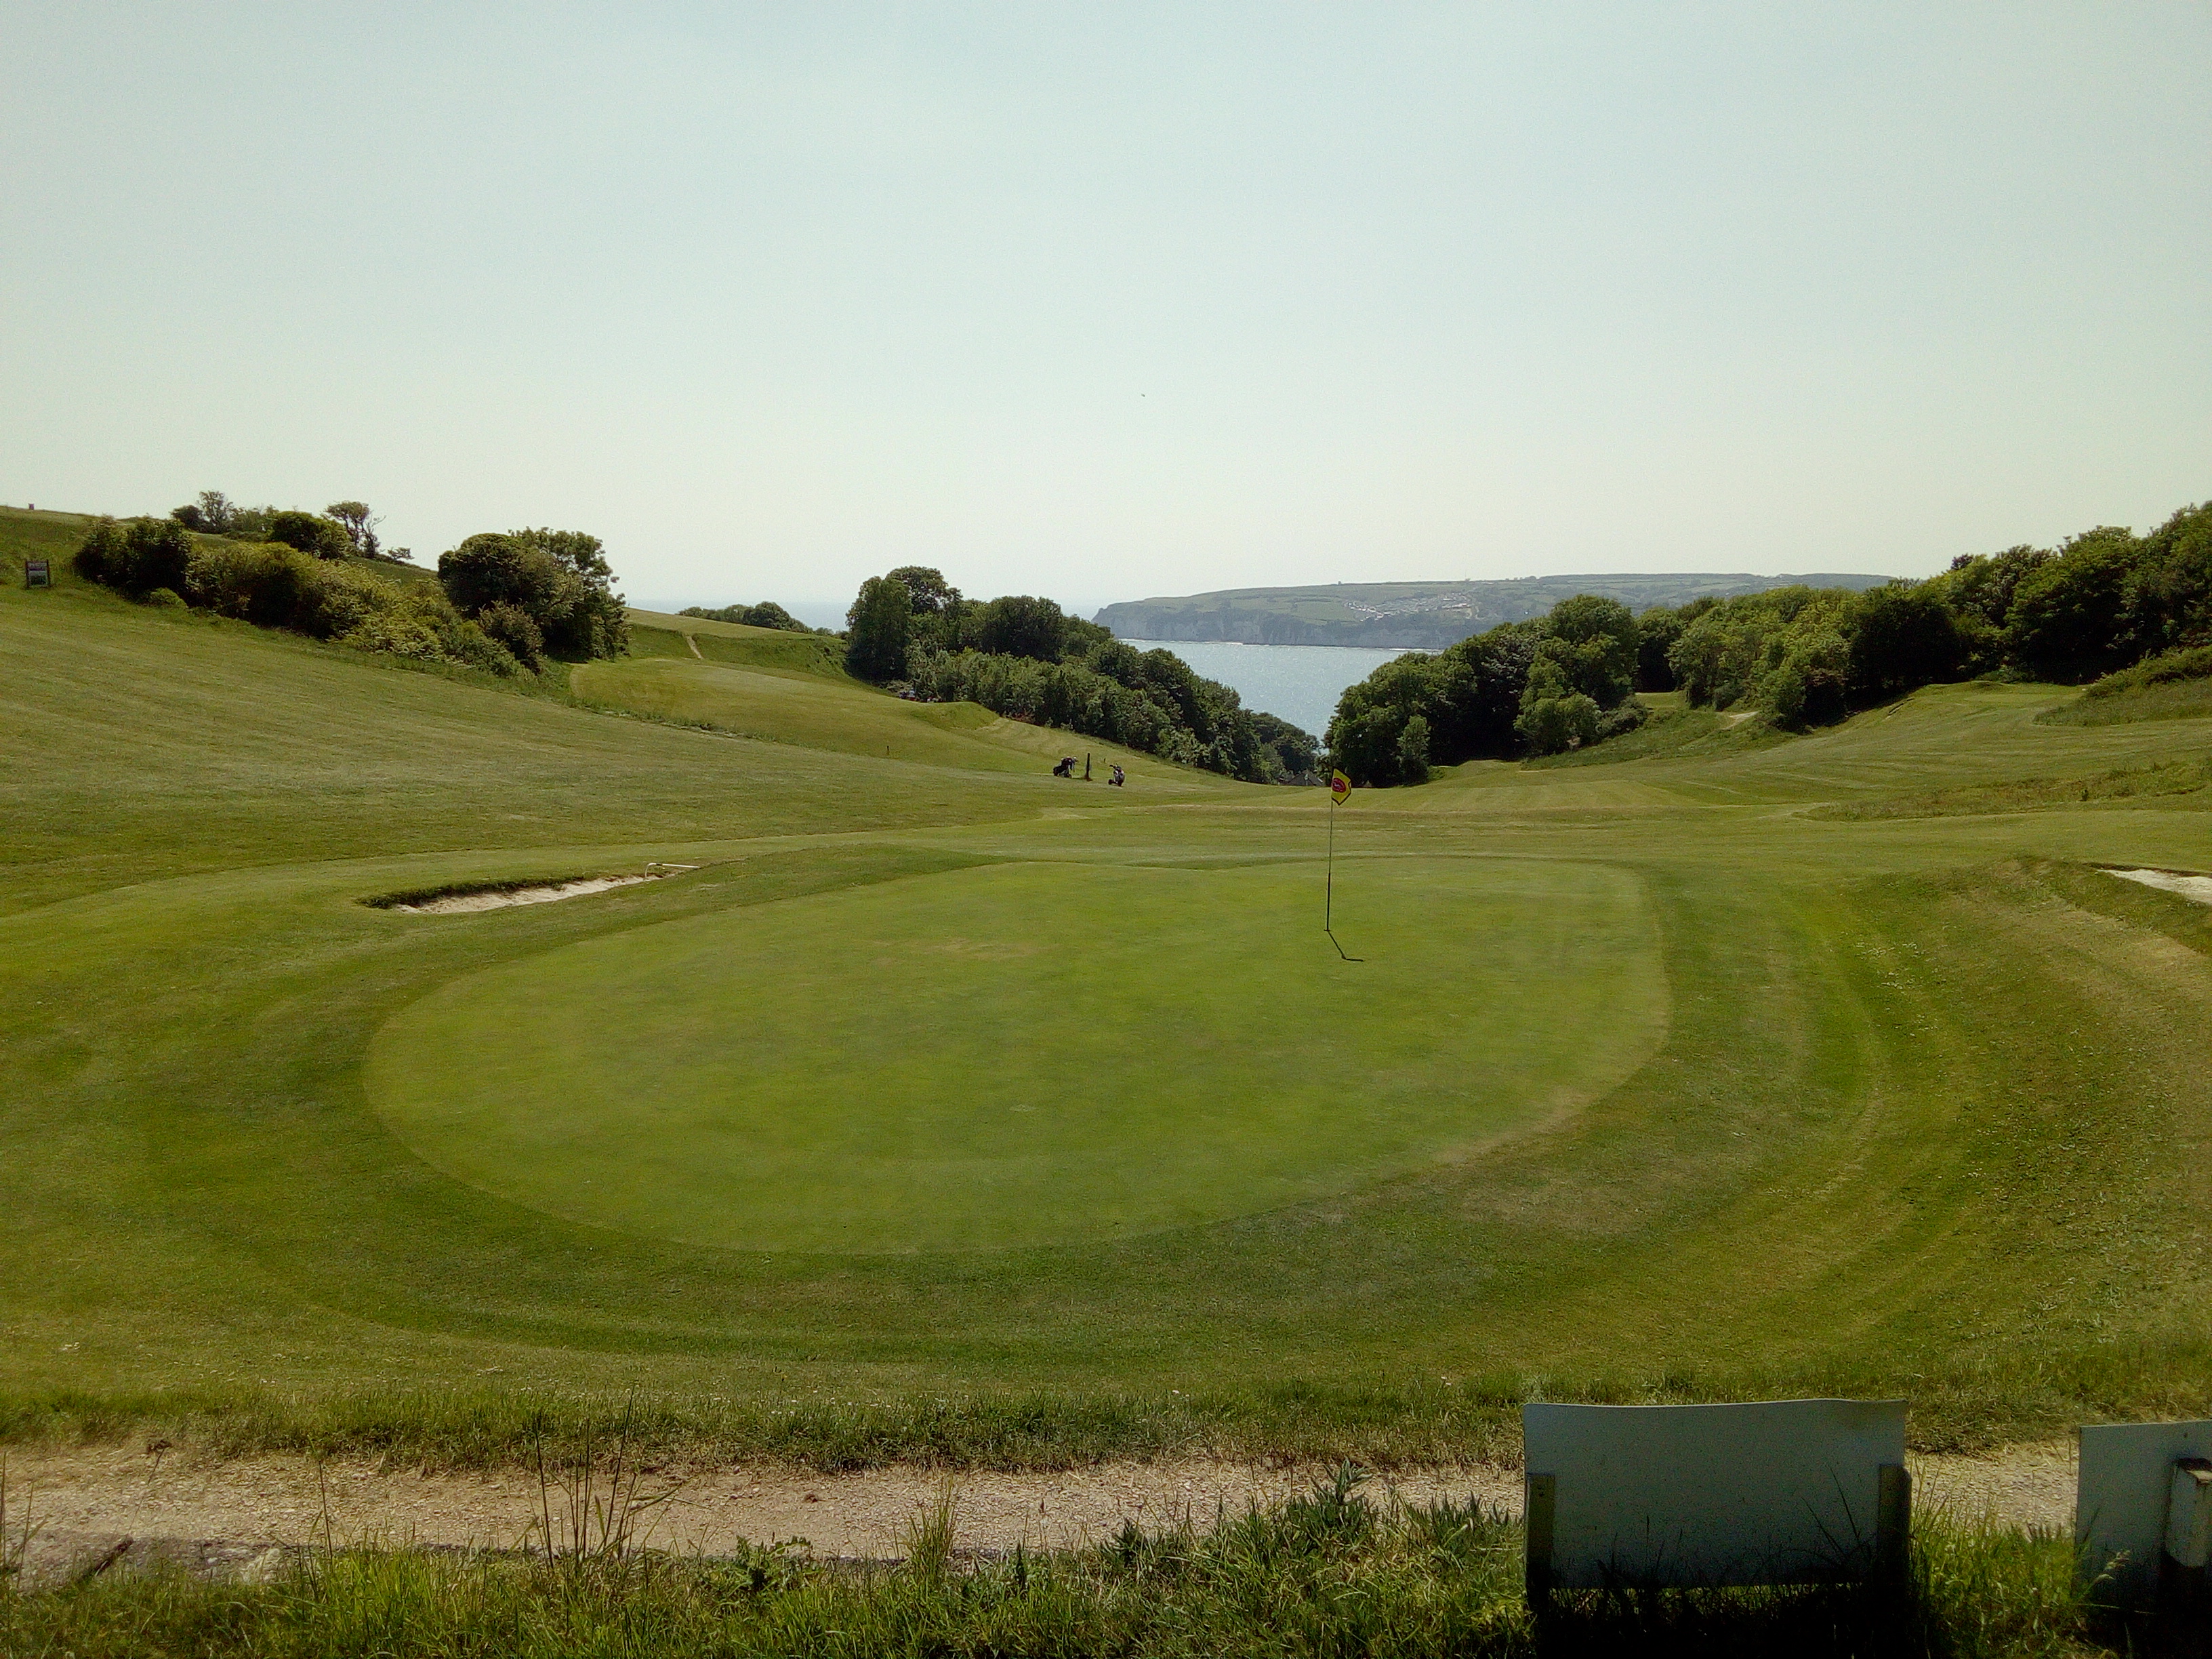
[5,1441,2076,1587]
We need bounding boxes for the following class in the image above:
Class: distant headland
[1095,573,1898,649]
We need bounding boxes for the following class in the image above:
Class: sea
[1119,639,1411,740]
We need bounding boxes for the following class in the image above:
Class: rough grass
[0,1483,2116,1659]
[2038,645,2212,726]
[2041,675,2212,726]
[1805,756,2211,819]
[570,651,1196,778]
[625,609,851,678]
[1517,695,1787,769]
[6,505,2212,1473]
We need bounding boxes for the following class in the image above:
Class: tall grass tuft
[0,1469,2118,1658]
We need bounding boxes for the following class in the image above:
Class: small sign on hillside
[24,559,51,588]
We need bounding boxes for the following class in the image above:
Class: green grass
[4,504,2212,1471]
[572,648,1195,778]
[0,1492,2113,1659]
[1806,756,2212,819]
[366,857,1664,1252]
[626,605,851,677]
[2040,675,2212,726]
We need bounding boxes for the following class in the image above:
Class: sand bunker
[2104,867,2212,905]
[389,866,697,914]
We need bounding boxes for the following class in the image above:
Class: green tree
[509,528,628,656]
[844,575,913,680]
[325,501,382,558]
[1636,607,1685,691]
[743,601,804,631]
[1847,583,1963,697]
[437,528,627,661]
[2121,501,2212,657]
[1514,657,1599,754]
[1758,627,1851,728]
[977,594,1070,662]
[169,490,238,535]
[2005,528,2140,679]
[885,566,960,616]
[1540,594,1639,708]
[1396,713,1432,783]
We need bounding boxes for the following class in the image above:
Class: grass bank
[0,1476,2115,1659]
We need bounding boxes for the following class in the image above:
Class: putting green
[365,857,1667,1251]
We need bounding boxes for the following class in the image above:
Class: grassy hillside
[625,605,851,676]
[3,502,2210,1469]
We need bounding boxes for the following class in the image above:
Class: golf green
[365,857,1667,1252]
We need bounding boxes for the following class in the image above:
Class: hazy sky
[5,5,2207,619]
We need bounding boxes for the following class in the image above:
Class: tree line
[71,493,628,677]
[1330,497,2211,785]
[842,567,1322,782]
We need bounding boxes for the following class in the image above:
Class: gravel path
[4,1440,2077,1588]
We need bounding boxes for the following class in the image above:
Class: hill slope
[3,501,2209,1468]
[1095,572,1898,647]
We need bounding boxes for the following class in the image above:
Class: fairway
[366,858,1666,1251]
[4,506,2209,1465]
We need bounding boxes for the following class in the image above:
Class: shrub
[476,601,546,668]
[1516,689,1600,754]
[438,529,627,659]
[180,539,525,675]
[679,601,817,633]
[1758,627,1851,729]
[73,518,192,596]
[185,541,324,630]
[2082,642,2212,697]
[740,601,803,632]
[1596,695,1650,739]
[267,509,351,559]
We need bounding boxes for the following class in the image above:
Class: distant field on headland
[1094,572,1898,649]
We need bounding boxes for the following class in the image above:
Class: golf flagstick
[1326,770,1360,961]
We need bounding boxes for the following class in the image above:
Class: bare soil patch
[6,1440,2075,1587]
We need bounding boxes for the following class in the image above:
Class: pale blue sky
[4,4,2206,617]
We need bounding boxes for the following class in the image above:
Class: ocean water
[1120,639,1411,739]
